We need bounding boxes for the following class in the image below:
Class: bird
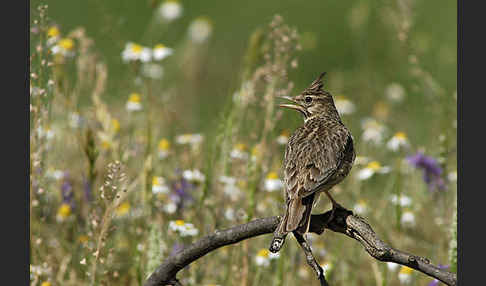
[269,72,356,253]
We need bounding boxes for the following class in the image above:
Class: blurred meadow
[29,0,457,285]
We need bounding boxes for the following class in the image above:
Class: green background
[31,0,456,134]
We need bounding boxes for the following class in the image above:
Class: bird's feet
[324,190,345,228]
[269,236,286,253]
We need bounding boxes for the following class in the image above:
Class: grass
[30,1,456,285]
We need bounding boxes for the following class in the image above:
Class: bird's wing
[283,122,352,200]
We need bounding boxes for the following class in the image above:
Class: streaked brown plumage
[269,72,356,253]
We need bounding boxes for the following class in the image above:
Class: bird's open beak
[278,96,305,113]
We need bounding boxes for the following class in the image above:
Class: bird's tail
[269,193,315,253]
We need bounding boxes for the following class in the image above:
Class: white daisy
[334,96,356,115]
[264,172,284,192]
[37,126,55,140]
[387,262,399,272]
[188,17,212,43]
[158,139,171,159]
[230,143,249,160]
[46,168,64,180]
[255,249,279,267]
[183,169,205,183]
[141,63,164,79]
[122,42,152,63]
[176,133,204,145]
[385,83,406,103]
[276,130,290,145]
[398,266,413,284]
[126,93,143,111]
[390,194,412,207]
[163,201,177,214]
[361,118,387,145]
[152,44,173,61]
[387,132,410,152]
[152,177,170,194]
[219,176,241,200]
[46,26,60,46]
[51,38,75,57]
[357,161,391,180]
[56,203,73,222]
[224,208,235,221]
[157,0,183,22]
[169,220,199,237]
[400,211,416,228]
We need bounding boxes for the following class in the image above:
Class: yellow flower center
[116,202,131,215]
[394,132,407,139]
[41,282,52,286]
[234,143,247,151]
[399,266,414,275]
[367,161,381,171]
[357,200,367,206]
[152,177,163,186]
[131,43,143,53]
[58,203,71,218]
[128,93,141,102]
[111,119,120,133]
[280,129,290,137]
[257,249,269,258]
[158,139,170,150]
[154,44,166,50]
[59,38,74,51]
[47,27,60,38]
[101,140,111,150]
[175,220,185,226]
[78,235,89,243]
[266,172,279,180]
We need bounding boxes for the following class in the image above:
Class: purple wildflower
[407,152,446,192]
[61,172,75,209]
[170,174,194,211]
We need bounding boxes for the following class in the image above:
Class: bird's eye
[305,96,312,103]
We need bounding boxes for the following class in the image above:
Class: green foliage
[29,1,456,285]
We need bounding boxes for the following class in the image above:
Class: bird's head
[279,72,339,121]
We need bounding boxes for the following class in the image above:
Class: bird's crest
[307,72,327,93]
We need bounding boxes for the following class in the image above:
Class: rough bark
[144,207,457,286]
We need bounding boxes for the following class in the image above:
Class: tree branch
[144,207,457,286]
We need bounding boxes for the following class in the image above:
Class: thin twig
[144,206,457,286]
[293,232,329,286]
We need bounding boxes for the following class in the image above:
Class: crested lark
[269,72,356,253]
